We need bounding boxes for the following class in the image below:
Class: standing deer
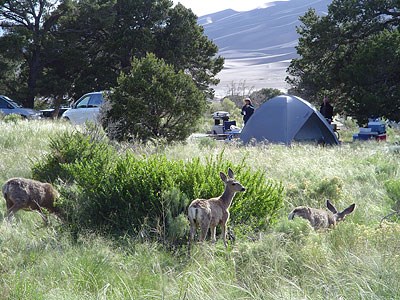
[2,177,60,224]
[288,199,356,229]
[188,168,245,248]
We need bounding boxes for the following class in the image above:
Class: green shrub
[384,179,400,211]
[2,113,23,123]
[102,53,206,143]
[32,132,284,245]
[309,176,343,200]
[274,217,313,240]
[197,137,217,149]
[230,168,284,229]
[286,175,343,207]
[32,127,116,183]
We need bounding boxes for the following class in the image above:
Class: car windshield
[3,96,22,108]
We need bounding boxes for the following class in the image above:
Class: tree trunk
[26,47,41,108]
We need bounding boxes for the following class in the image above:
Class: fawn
[3,177,60,224]
[288,199,356,229]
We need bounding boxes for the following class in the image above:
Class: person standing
[320,97,334,122]
[241,97,255,125]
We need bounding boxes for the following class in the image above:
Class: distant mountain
[200,0,331,96]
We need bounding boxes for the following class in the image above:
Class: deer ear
[326,199,337,213]
[228,168,234,178]
[341,203,356,215]
[220,172,228,182]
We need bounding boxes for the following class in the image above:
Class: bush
[286,175,343,208]
[102,53,207,143]
[209,98,243,126]
[1,113,24,123]
[32,132,284,245]
[384,179,400,211]
[32,126,116,183]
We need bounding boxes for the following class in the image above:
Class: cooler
[358,131,378,140]
[368,119,386,134]
[377,134,387,141]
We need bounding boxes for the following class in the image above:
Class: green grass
[1,119,400,299]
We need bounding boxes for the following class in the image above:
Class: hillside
[200,0,331,95]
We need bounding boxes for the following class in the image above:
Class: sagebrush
[32,129,284,244]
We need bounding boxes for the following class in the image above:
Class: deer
[2,177,60,224]
[188,168,245,248]
[288,199,356,229]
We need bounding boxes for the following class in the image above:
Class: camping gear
[210,111,241,140]
[353,118,386,141]
[240,95,339,145]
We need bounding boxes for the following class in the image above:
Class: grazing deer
[188,168,245,248]
[288,200,356,229]
[2,178,60,224]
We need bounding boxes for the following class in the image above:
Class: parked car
[62,91,107,125]
[40,107,70,119]
[0,95,43,120]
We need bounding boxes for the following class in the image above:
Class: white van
[62,91,106,125]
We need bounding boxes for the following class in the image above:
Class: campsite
[1,0,400,298]
[240,95,339,145]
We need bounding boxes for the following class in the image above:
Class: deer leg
[5,199,13,220]
[26,200,48,225]
[35,210,49,224]
[33,202,49,224]
[5,199,13,211]
[189,221,197,245]
[210,225,217,244]
[6,202,23,222]
[199,218,210,242]
[221,222,227,248]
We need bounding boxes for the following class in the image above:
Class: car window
[88,94,103,107]
[76,95,91,108]
[0,98,11,109]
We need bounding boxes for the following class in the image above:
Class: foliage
[208,97,243,126]
[102,53,207,143]
[154,3,224,96]
[32,127,114,184]
[224,80,256,102]
[32,130,284,243]
[0,0,71,107]
[249,87,282,107]
[4,121,400,299]
[230,167,284,229]
[286,1,400,124]
[384,179,400,211]
[0,0,223,107]
[197,137,218,149]
[0,113,23,124]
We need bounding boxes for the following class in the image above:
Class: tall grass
[1,120,400,299]
[0,119,72,182]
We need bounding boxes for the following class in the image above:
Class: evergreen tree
[286,0,400,123]
[103,53,206,142]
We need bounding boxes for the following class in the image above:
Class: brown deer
[2,177,60,224]
[188,168,245,248]
[288,200,356,229]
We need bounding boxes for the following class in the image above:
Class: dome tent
[240,95,339,145]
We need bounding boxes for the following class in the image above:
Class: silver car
[62,91,106,125]
[0,95,43,119]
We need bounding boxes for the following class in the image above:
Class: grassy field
[1,119,400,299]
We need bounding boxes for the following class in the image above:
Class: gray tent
[240,95,339,145]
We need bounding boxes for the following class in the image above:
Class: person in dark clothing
[241,97,255,125]
[320,97,334,122]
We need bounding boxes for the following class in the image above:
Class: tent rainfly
[240,95,339,145]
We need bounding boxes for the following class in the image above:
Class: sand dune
[200,0,331,96]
